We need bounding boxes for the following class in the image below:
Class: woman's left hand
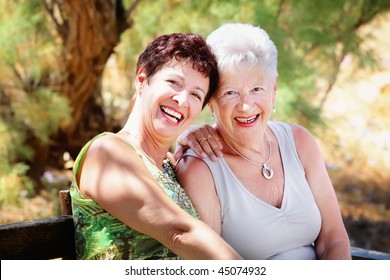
[174,124,223,162]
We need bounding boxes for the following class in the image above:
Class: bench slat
[351,246,390,260]
[0,216,76,260]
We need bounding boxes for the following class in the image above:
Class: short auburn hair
[136,33,219,107]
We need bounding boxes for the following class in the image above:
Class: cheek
[215,102,232,116]
[213,108,228,124]
[188,102,203,119]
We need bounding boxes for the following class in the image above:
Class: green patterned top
[70,132,199,260]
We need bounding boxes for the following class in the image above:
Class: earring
[211,113,214,121]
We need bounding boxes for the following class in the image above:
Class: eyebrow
[168,73,207,96]
[195,86,206,96]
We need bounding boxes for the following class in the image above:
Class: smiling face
[209,62,276,146]
[137,59,209,140]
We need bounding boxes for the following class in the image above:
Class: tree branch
[41,0,68,41]
[114,0,143,34]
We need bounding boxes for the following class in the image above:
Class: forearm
[110,194,240,260]
[167,221,242,260]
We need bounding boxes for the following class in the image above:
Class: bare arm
[174,124,223,162]
[291,124,351,259]
[78,134,241,260]
[176,156,222,234]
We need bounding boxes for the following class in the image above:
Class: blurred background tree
[0,0,389,251]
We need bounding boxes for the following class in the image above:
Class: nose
[172,90,189,108]
[236,94,253,111]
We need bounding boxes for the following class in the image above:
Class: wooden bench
[0,190,389,260]
[0,190,75,260]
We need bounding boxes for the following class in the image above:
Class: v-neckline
[219,125,286,211]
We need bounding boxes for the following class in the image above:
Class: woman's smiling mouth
[234,114,259,124]
[161,106,183,123]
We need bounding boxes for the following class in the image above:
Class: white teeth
[235,115,257,123]
[165,114,179,123]
[161,106,183,123]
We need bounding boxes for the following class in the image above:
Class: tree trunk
[44,0,140,159]
[59,0,121,152]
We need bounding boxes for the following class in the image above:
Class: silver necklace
[224,133,273,180]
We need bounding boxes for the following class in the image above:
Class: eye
[252,87,265,93]
[167,79,180,86]
[218,90,239,102]
[225,90,239,96]
[191,92,202,101]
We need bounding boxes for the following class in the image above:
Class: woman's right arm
[77,134,241,260]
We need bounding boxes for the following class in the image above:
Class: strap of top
[72,132,141,184]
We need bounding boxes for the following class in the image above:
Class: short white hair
[206,23,278,82]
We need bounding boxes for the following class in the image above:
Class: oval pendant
[262,164,273,180]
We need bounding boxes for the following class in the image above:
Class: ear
[208,101,214,114]
[272,76,278,106]
[135,67,147,93]
[273,75,278,94]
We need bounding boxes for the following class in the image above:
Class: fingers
[175,125,207,160]
[195,127,222,161]
[205,125,223,150]
[174,124,224,162]
[191,125,223,162]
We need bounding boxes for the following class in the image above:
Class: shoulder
[289,123,315,142]
[89,132,127,148]
[74,133,128,172]
[176,153,215,191]
[287,123,322,168]
[77,133,154,199]
[269,121,314,145]
[176,154,211,179]
[87,133,137,159]
[78,133,141,181]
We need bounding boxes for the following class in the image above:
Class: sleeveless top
[182,121,321,259]
[70,132,199,260]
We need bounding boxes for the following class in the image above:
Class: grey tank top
[183,121,321,259]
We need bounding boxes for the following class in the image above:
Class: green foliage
[0,120,34,206]
[0,0,70,206]
[248,0,389,129]
[11,87,71,143]
[0,118,33,160]
[0,162,34,206]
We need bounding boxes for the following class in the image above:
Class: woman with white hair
[176,23,351,259]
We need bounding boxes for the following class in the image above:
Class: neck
[220,127,274,180]
[220,128,269,158]
[119,115,170,167]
